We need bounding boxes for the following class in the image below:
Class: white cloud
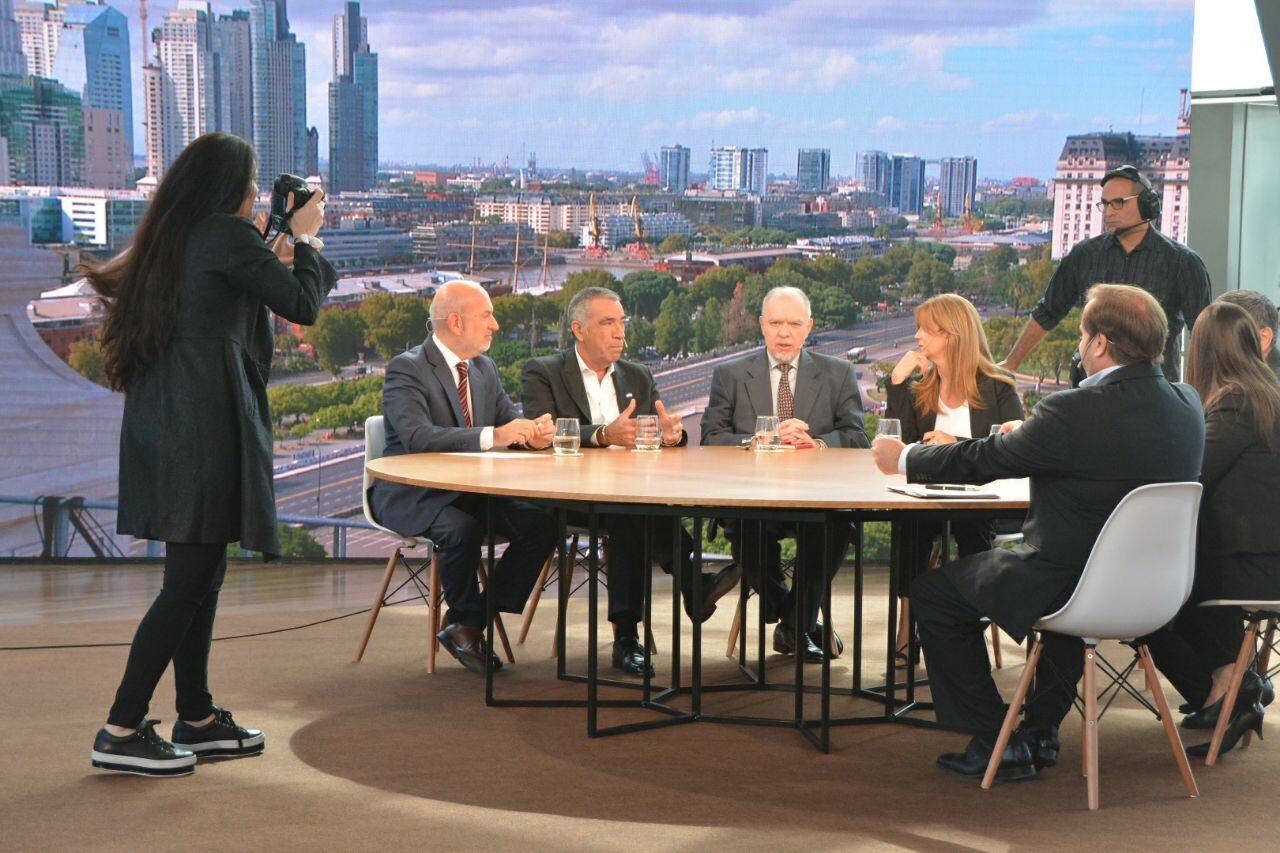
[874,115,909,132]
[981,109,1071,132]
[683,107,774,130]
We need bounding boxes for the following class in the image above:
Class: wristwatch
[294,232,324,250]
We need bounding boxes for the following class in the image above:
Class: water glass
[875,418,902,441]
[635,415,661,451]
[754,415,781,452]
[553,418,580,455]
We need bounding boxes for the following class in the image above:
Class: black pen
[930,484,977,491]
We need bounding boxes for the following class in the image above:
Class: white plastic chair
[353,415,513,672]
[981,482,1203,810]
[1193,599,1280,764]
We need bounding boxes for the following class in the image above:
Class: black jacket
[520,348,686,446]
[1197,393,1280,561]
[886,371,1024,442]
[115,214,336,558]
[906,362,1205,639]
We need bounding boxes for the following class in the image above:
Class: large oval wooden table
[367,445,1030,752]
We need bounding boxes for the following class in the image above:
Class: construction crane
[509,195,522,292]
[641,152,659,186]
[962,193,984,234]
[623,196,652,261]
[582,192,609,259]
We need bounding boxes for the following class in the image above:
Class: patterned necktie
[456,362,474,428]
[777,362,794,421]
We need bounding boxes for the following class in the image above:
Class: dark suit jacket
[699,349,870,448]
[370,336,519,537]
[907,362,1205,640]
[520,348,686,446]
[1268,345,1280,380]
[886,372,1024,443]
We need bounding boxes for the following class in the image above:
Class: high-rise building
[13,0,62,77]
[49,2,133,188]
[251,0,307,185]
[214,10,253,143]
[0,75,83,185]
[659,144,690,193]
[144,2,216,179]
[887,153,925,215]
[796,148,830,192]
[306,125,318,177]
[0,0,25,75]
[1051,129,1190,259]
[856,150,890,197]
[328,1,377,192]
[938,156,978,218]
[708,146,767,194]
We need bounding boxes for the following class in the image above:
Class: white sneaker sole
[91,751,196,776]
[171,733,265,757]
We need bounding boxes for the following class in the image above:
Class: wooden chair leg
[1083,644,1100,811]
[726,596,744,658]
[1246,618,1277,749]
[982,639,1043,789]
[1207,621,1260,766]
[1137,645,1198,797]
[552,533,579,659]
[645,623,658,656]
[427,554,441,673]
[518,553,556,645]
[990,623,1004,669]
[355,548,400,662]
[475,563,516,664]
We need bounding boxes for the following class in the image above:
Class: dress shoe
[812,621,844,658]
[611,636,655,677]
[1187,702,1265,758]
[936,735,1037,782]
[1182,670,1264,730]
[436,623,502,674]
[1015,723,1059,769]
[681,563,744,624]
[773,622,823,663]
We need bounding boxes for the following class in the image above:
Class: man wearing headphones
[1001,165,1211,383]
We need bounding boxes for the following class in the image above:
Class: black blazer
[520,348,686,446]
[1197,393,1280,560]
[370,337,519,537]
[115,214,336,558]
[906,362,1205,639]
[886,372,1024,443]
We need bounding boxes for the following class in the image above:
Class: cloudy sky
[113,0,1195,180]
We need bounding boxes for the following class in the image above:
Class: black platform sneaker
[91,720,197,777]
[171,707,265,758]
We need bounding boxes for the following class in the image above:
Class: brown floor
[0,560,1273,852]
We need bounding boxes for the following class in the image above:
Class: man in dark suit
[521,286,740,676]
[370,280,559,674]
[872,284,1205,780]
[1216,289,1280,378]
[701,286,869,661]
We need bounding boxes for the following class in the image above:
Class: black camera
[267,174,315,237]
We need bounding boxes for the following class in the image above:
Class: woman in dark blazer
[86,133,336,777]
[1147,301,1280,756]
[885,293,1024,665]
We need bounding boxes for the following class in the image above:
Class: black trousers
[1144,605,1246,709]
[108,542,227,729]
[427,494,557,629]
[727,519,850,633]
[894,519,993,591]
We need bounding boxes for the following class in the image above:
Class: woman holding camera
[87,133,334,776]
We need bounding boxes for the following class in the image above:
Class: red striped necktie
[456,362,473,428]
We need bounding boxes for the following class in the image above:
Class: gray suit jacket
[369,336,519,537]
[699,349,869,448]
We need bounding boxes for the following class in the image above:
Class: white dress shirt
[933,398,972,439]
[433,334,493,450]
[1077,363,1122,388]
[575,348,624,446]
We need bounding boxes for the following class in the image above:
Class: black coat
[886,371,1024,442]
[1192,392,1280,601]
[115,214,337,557]
[906,362,1205,640]
[520,348,686,446]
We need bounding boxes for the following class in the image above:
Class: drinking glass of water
[553,418,580,455]
[754,415,781,452]
[634,415,661,451]
[876,418,902,441]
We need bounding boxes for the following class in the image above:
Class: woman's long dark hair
[86,132,257,390]
[1185,301,1280,450]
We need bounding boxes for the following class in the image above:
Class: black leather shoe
[773,623,823,663]
[1187,702,1265,758]
[91,721,196,777]
[436,623,502,674]
[1015,723,1059,769]
[1183,670,1264,730]
[611,636,655,677]
[681,563,744,623]
[936,735,1037,782]
[813,621,844,658]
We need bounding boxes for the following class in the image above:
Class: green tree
[544,229,578,248]
[627,317,655,353]
[67,335,108,387]
[985,244,1017,273]
[983,315,1023,363]
[619,270,679,321]
[905,255,955,298]
[694,295,724,352]
[654,291,694,357]
[658,233,690,253]
[991,198,1026,220]
[276,524,327,559]
[359,293,429,359]
[722,280,760,345]
[305,308,367,374]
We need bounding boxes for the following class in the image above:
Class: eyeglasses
[1094,194,1139,213]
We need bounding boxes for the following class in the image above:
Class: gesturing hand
[654,400,683,446]
[871,436,906,474]
[526,414,555,450]
[921,430,957,445]
[600,399,638,447]
[890,350,931,385]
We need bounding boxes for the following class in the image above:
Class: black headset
[1101,164,1161,222]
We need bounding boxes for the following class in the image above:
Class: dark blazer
[907,362,1205,640]
[1268,346,1280,380]
[370,336,519,537]
[520,347,686,446]
[115,214,336,558]
[699,349,870,448]
[886,372,1024,442]
[1193,392,1280,600]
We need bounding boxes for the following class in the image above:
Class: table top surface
[366,445,1029,511]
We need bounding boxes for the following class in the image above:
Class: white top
[432,334,493,450]
[767,350,801,415]
[575,347,622,445]
[933,397,972,439]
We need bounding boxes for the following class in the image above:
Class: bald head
[430,279,497,359]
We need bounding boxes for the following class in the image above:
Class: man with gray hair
[701,285,869,661]
[1217,289,1280,378]
[522,285,740,676]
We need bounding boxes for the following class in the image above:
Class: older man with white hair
[700,286,869,661]
[370,279,558,674]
